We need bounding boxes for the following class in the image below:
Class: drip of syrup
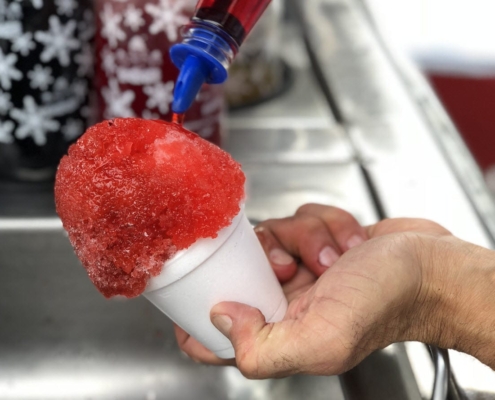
[172,113,185,125]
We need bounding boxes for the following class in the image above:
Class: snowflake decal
[143,81,174,114]
[142,109,160,120]
[0,120,14,144]
[30,0,43,10]
[12,32,36,57]
[0,91,12,115]
[79,9,96,42]
[145,0,189,42]
[61,118,84,141]
[55,0,77,17]
[124,5,145,32]
[7,2,22,19]
[28,65,54,91]
[74,43,94,77]
[100,3,126,48]
[54,77,69,92]
[35,16,80,67]
[10,96,60,146]
[0,0,6,20]
[72,80,88,100]
[101,46,117,74]
[0,48,22,90]
[102,79,135,118]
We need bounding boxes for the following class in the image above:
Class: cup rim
[144,204,245,292]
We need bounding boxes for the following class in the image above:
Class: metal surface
[295,0,495,398]
[0,228,345,400]
[2,0,495,398]
[431,347,450,400]
[297,0,493,249]
[0,22,348,400]
[339,344,422,400]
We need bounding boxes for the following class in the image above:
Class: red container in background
[428,73,495,173]
[94,0,225,146]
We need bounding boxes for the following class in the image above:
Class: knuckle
[295,203,317,215]
[236,351,261,379]
[323,208,356,227]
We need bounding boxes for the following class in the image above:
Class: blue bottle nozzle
[170,23,237,114]
[171,55,208,114]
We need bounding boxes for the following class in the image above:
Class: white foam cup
[143,206,288,359]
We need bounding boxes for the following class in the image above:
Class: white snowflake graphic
[79,9,96,42]
[28,65,54,91]
[35,16,80,67]
[41,92,53,103]
[124,5,145,32]
[0,0,7,20]
[101,46,117,74]
[71,80,88,100]
[143,81,174,114]
[142,109,159,120]
[0,120,14,144]
[7,2,22,20]
[55,0,77,17]
[30,0,43,10]
[100,3,126,48]
[102,79,135,118]
[61,118,84,141]
[0,91,12,115]
[10,96,60,146]
[144,0,189,42]
[54,76,69,92]
[74,43,94,77]
[116,48,127,63]
[0,48,22,90]
[149,49,163,66]
[12,32,36,57]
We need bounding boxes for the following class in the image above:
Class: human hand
[176,204,495,376]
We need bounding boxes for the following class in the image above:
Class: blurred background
[367,0,495,194]
[2,0,495,399]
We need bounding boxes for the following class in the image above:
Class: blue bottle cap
[170,26,232,114]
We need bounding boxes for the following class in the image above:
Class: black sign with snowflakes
[0,0,95,182]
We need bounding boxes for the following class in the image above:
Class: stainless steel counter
[1,0,495,398]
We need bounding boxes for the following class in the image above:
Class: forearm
[418,236,495,368]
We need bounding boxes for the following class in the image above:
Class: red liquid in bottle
[194,0,272,45]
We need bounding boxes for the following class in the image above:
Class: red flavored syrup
[194,0,272,45]
[172,113,185,125]
[55,118,245,298]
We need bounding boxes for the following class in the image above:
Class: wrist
[414,236,495,366]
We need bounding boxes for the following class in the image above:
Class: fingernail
[269,248,294,265]
[212,315,233,337]
[318,246,339,268]
[347,234,365,249]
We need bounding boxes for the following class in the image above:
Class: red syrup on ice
[55,118,245,298]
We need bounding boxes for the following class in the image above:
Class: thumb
[211,302,300,379]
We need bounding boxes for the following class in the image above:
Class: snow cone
[55,118,287,358]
